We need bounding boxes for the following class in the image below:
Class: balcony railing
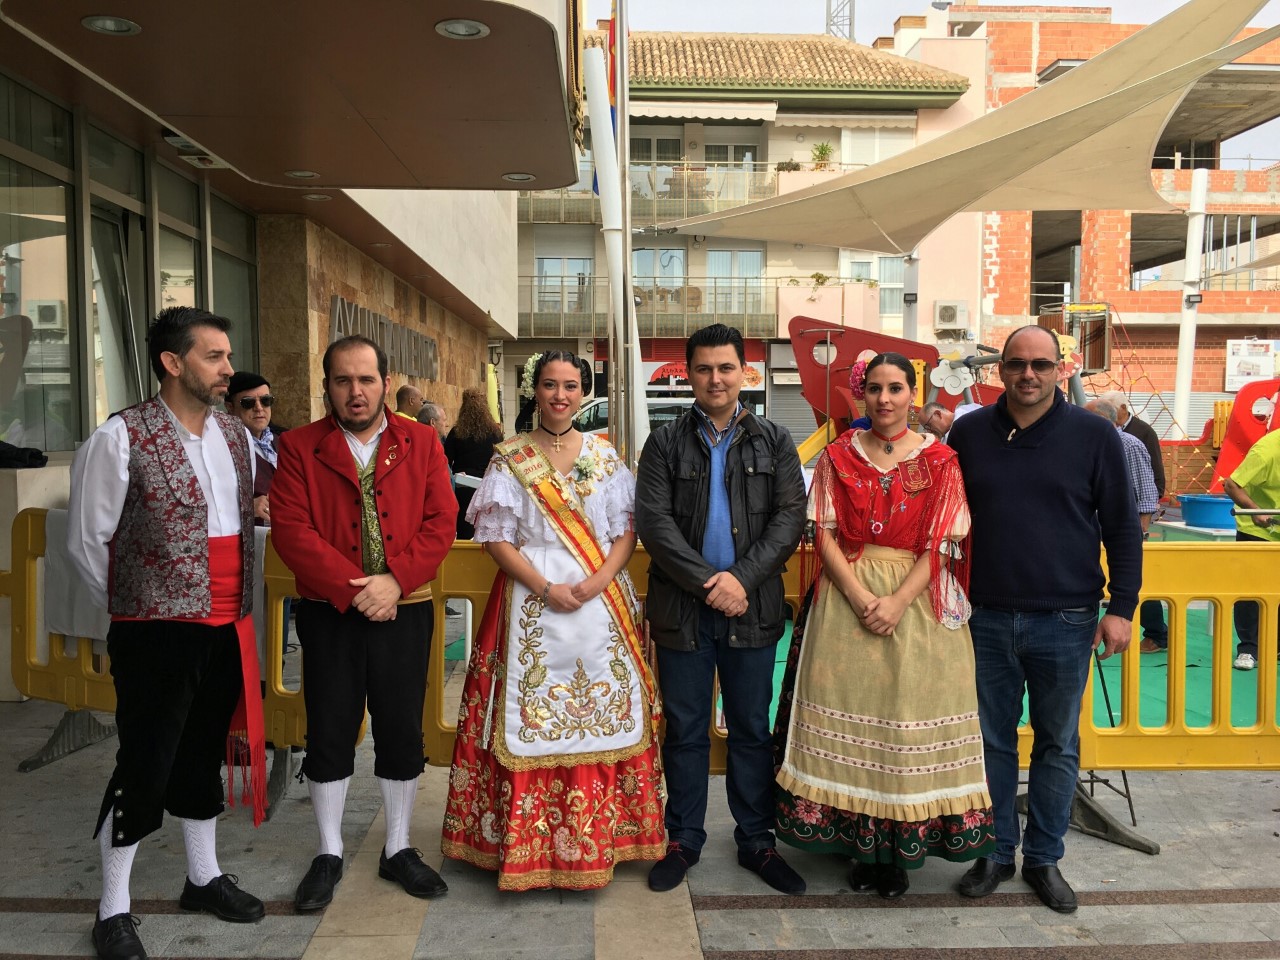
[518,275,778,339]
[518,161,865,226]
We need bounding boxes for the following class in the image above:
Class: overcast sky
[585,0,1278,162]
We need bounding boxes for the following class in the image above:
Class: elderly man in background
[920,400,982,442]
[1097,390,1168,653]
[226,371,282,526]
[1086,400,1159,533]
[416,400,450,440]
[395,384,424,419]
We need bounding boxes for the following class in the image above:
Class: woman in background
[444,386,504,539]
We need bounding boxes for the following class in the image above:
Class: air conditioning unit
[27,299,66,329]
[933,299,969,335]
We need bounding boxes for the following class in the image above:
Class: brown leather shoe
[1139,638,1167,654]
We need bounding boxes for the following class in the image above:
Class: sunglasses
[1001,358,1058,375]
[237,395,274,409]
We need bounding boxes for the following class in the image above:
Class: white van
[575,396,694,437]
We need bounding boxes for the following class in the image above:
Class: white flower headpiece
[520,353,543,397]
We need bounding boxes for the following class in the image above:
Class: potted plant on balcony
[775,159,802,172]
[811,141,834,170]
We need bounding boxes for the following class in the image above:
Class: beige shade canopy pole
[660,0,1279,255]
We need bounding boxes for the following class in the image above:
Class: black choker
[538,422,575,452]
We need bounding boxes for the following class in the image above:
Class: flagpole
[614,0,648,465]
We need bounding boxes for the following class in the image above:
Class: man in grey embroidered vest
[67,307,266,960]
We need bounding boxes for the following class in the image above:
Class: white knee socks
[98,824,138,920]
[309,777,350,858]
[379,777,418,859]
[180,817,222,887]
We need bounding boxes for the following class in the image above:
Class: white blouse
[466,434,635,547]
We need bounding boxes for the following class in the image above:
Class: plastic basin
[1178,493,1235,530]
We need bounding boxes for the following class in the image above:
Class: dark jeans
[1139,600,1167,648]
[1233,531,1275,658]
[656,607,778,854]
[296,599,433,783]
[969,606,1097,868]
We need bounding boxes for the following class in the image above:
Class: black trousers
[296,599,433,783]
[97,619,244,846]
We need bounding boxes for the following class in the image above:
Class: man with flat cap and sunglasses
[946,324,1141,915]
[226,372,286,526]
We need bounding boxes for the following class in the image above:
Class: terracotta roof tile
[584,31,968,91]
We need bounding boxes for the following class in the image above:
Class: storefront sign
[1224,339,1280,392]
[329,295,439,380]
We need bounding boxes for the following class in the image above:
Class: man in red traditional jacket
[67,307,267,960]
[271,335,456,913]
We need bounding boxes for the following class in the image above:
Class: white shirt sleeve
[66,418,131,611]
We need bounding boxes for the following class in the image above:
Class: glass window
[0,157,77,450]
[632,248,685,281]
[87,126,144,200]
[630,138,652,162]
[159,227,200,310]
[156,164,200,225]
[0,74,73,167]
[844,260,873,282]
[213,250,257,372]
[704,144,756,165]
[534,257,593,313]
[211,195,255,255]
[89,214,144,424]
[878,256,906,315]
[656,139,682,162]
[706,249,765,313]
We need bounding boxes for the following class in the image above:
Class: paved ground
[3,667,1279,959]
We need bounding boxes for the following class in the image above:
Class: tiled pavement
[3,667,1279,959]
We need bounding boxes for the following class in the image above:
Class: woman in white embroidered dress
[441,350,665,890]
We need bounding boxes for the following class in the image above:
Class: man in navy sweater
[947,325,1141,914]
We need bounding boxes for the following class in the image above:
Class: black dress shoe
[1022,863,1078,914]
[957,857,1015,898]
[648,842,700,892]
[178,874,265,922]
[378,848,448,899]
[295,854,344,913]
[738,847,806,895]
[875,863,909,900]
[848,860,877,892]
[92,913,146,960]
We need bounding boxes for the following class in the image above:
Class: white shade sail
[662,0,1280,254]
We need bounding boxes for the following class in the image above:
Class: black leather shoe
[738,847,806,895]
[957,857,1015,898]
[178,874,265,922]
[92,913,146,960]
[875,863,909,900]
[648,842,700,892]
[378,848,448,899]
[294,854,343,913]
[1022,863,1078,914]
[848,860,877,892]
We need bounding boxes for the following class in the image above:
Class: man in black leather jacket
[635,323,806,895]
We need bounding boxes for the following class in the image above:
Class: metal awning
[659,0,1280,254]
[630,100,778,122]
[772,112,915,129]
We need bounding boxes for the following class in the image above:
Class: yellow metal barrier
[1212,400,1234,448]
[9,509,1279,775]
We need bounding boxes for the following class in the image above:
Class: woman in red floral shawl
[773,352,995,899]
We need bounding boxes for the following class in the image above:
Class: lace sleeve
[589,456,637,542]
[467,460,537,545]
